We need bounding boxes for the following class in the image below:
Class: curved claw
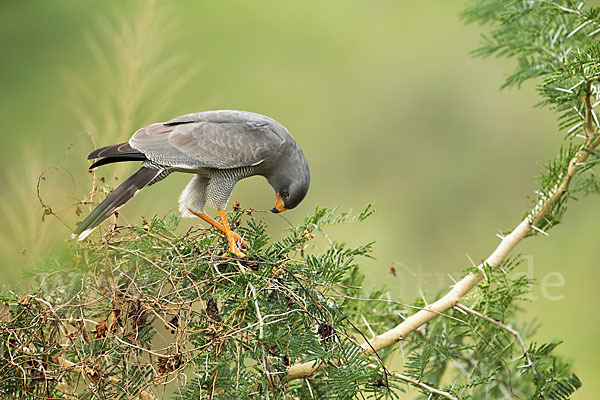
[226,231,246,258]
[232,232,249,250]
[232,243,246,258]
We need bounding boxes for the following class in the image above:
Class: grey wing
[129,111,284,169]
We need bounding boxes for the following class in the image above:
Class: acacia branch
[286,78,600,382]
[391,372,458,400]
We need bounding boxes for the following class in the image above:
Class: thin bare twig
[365,364,457,400]
[454,303,544,398]
[55,356,157,400]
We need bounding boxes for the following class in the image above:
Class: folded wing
[129,110,285,169]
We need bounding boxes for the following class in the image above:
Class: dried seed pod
[206,298,221,323]
[318,322,334,340]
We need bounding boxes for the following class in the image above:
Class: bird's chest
[204,166,255,208]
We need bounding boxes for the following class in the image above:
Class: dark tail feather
[88,142,142,159]
[73,166,161,240]
[87,142,146,170]
[89,155,146,169]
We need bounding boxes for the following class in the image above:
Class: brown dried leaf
[157,354,182,374]
[93,320,107,339]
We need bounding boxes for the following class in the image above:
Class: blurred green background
[1,0,598,397]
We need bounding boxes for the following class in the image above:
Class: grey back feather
[129,110,286,170]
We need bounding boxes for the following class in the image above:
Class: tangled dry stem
[0,224,252,399]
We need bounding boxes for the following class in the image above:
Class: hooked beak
[271,193,287,213]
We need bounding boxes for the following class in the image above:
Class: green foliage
[463,1,600,88]
[464,0,600,235]
[0,210,580,399]
[0,207,399,399]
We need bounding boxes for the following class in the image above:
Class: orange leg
[218,209,245,258]
[188,209,248,253]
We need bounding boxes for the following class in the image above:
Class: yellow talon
[219,209,247,258]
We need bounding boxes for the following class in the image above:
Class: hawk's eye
[282,191,289,200]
